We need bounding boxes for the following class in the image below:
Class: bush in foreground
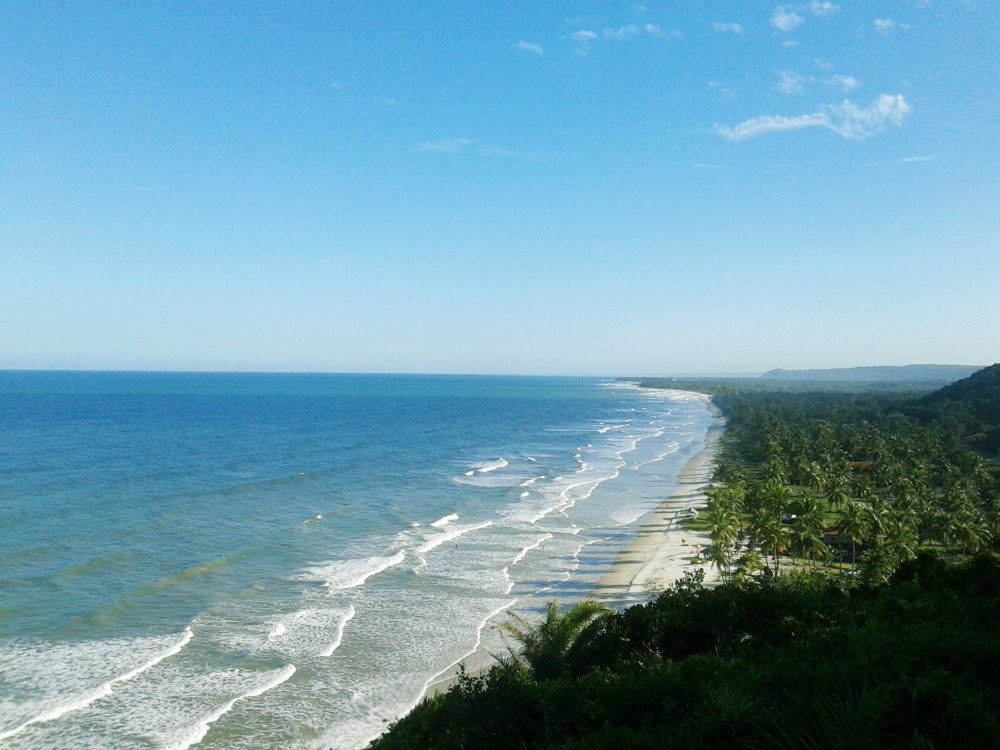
[371,552,1000,749]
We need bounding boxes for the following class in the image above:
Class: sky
[1,1,998,375]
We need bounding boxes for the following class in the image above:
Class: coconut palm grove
[372,364,1000,749]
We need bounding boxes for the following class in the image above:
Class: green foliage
[372,553,1000,749]
[496,600,611,681]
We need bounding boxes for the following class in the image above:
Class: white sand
[594,404,724,602]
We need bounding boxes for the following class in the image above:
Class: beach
[594,402,724,600]
[423,391,724,699]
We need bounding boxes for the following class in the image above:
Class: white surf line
[356,598,519,750]
[166,664,296,750]
[319,605,356,657]
[510,533,552,566]
[418,598,518,699]
[299,551,406,591]
[416,521,493,555]
[430,513,459,528]
[0,627,194,743]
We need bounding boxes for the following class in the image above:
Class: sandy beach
[423,392,725,698]
[593,400,724,601]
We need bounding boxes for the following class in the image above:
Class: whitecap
[162,664,296,750]
[415,521,493,555]
[0,627,193,742]
[430,513,459,528]
[297,551,406,590]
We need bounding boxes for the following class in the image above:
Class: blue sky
[2,1,997,375]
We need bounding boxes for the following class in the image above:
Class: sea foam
[298,552,406,590]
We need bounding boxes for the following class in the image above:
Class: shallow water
[0,372,712,749]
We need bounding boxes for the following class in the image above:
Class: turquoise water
[0,373,713,748]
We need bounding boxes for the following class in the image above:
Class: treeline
[658,377,1000,584]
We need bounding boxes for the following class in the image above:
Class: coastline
[593,399,724,601]
[422,391,724,699]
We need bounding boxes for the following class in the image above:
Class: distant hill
[760,364,982,385]
[902,363,1000,454]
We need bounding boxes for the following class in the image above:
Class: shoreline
[422,391,724,699]
[593,400,724,601]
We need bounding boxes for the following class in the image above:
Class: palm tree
[497,600,610,680]
[836,501,867,569]
[751,509,789,577]
[824,472,851,510]
[705,488,741,580]
[736,549,763,580]
[790,510,826,569]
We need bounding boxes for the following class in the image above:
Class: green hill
[903,363,1000,454]
[761,364,981,385]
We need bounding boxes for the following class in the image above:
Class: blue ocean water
[0,372,713,749]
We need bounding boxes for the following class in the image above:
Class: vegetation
[903,363,1000,455]
[371,366,1000,749]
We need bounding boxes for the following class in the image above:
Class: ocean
[0,372,714,749]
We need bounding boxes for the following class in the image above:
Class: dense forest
[370,366,1000,749]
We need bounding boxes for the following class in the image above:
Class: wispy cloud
[828,74,860,92]
[474,145,551,160]
[808,1,839,17]
[874,18,908,34]
[417,139,552,160]
[417,139,472,153]
[901,154,936,163]
[514,40,544,55]
[644,23,677,38]
[712,21,744,34]
[771,6,804,32]
[692,163,724,170]
[569,23,674,53]
[776,70,812,94]
[568,29,598,54]
[717,93,911,141]
[603,24,641,40]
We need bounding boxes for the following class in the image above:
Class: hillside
[761,364,981,384]
[903,363,1000,454]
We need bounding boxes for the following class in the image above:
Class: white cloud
[570,23,674,52]
[475,145,550,159]
[829,74,860,91]
[417,139,471,153]
[568,29,597,53]
[771,6,805,32]
[808,1,839,17]
[692,163,724,170]
[712,21,744,34]
[874,18,908,34]
[716,93,911,141]
[783,40,800,47]
[776,70,812,94]
[901,154,936,163]
[514,40,544,55]
[603,24,641,40]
